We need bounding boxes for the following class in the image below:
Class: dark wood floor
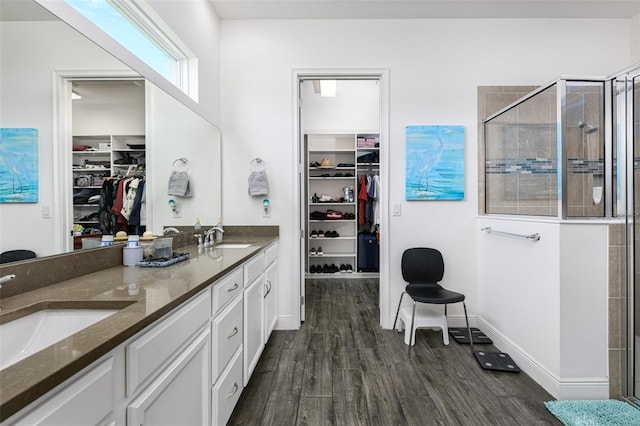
[229,277,560,425]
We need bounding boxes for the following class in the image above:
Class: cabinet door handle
[227,282,239,292]
[227,326,239,339]
[264,280,272,298]
[227,382,239,399]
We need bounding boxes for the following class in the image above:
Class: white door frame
[53,69,141,253]
[292,68,391,328]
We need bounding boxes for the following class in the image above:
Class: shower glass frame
[483,77,608,219]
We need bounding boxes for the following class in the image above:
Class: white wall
[220,18,632,330]
[476,217,609,399]
[0,21,129,256]
[146,83,222,233]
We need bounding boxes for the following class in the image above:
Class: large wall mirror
[0,0,221,258]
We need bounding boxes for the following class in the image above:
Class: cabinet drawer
[212,294,243,382]
[265,242,278,266]
[212,267,243,314]
[212,349,243,426]
[126,288,211,396]
[244,252,266,285]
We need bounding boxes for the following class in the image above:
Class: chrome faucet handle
[0,274,16,311]
[0,274,16,286]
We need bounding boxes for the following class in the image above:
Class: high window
[66,0,198,100]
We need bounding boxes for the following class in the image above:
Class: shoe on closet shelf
[322,264,330,274]
[346,264,353,273]
[310,265,317,273]
[318,230,325,238]
[310,230,318,238]
[339,264,347,273]
[317,247,323,256]
[310,248,317,256]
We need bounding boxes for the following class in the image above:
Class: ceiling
[210,0,640,20]
[2,0,640,22]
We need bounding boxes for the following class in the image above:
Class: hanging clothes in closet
[357,171,380,272]
[98,175,146,236]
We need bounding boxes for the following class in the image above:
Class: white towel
[248,170,269,196]
[168,170,192,197]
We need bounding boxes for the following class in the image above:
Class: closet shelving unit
[305,132,380,275]
[72,135,145,227]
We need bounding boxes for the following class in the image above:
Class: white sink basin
[214,243,251,249]
[0,309,118,370]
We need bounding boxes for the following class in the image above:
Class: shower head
[578,121,599,134]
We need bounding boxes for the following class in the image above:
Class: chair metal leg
[393,291,407,332]
[462,301,474,353]
[410,301,417,346]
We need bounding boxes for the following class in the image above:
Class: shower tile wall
[477,85,538,214]
[483,85,558,216]
[609,222,626,399]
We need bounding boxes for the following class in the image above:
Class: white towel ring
[250,157,266,171]
[172,157,190,173]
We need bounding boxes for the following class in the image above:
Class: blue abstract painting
[405,125,464,201]
[0,128,39,203]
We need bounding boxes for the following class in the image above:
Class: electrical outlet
[172,205,182,218]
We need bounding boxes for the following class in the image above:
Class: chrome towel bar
[481,226,540,242]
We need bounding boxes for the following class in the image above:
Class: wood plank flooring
[229,277,560,425]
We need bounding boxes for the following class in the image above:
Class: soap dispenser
[194,217,201,232]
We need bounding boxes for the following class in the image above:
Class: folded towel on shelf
[248,170,269,196]
[167,170,192,197]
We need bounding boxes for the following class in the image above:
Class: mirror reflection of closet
[71,80,146,249]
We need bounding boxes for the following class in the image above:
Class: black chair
[393,247,473,349]
[0,250,36,264]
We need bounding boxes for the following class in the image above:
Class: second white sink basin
[214,243,251,249]
[0,309,118,370]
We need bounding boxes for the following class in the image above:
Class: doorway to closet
[295,72,389,324]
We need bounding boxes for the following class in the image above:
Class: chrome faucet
[163,227,181,235]
[204,225,225,246]
[0,274,16,311]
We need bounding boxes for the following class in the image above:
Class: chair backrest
[401,248,444,284]
[0,250,36,264]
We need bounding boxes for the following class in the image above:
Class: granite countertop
[0,234,278,421]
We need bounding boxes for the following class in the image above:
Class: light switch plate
[392,203,402,216]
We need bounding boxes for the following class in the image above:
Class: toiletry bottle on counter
[195,217,201,232]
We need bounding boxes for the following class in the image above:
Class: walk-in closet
[300,79,381,277]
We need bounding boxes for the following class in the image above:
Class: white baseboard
[476,317,609,400]
[274,315,298,330]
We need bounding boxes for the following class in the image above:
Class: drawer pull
[227,382,239,399]
[227,283,239,292]
[227,327,239,339]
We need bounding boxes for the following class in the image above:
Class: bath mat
[448,327,493,344]
[544,400,640,426]
[473,350,520,373]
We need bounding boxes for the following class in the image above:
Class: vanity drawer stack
[211,267,244,426]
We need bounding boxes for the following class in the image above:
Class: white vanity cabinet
[243,269,265,385]
[126,327,211,426]
[2,240,279,426]
[6,356,118,426]
[264,243,278,343]
[125,288,211,426]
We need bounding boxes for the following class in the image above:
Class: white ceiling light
[320,80,337,97]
